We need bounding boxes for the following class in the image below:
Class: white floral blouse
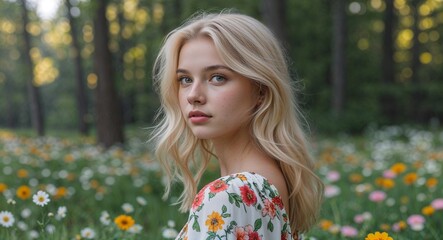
[175,172,300,240]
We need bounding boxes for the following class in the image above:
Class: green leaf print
[254,219,262,232]
[267,219,274,232]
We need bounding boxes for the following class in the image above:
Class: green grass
[0,126,442,239]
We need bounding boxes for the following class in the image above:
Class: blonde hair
[151,12,323,233]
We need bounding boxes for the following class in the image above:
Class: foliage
[0,0,443,134]
[1,126,442,239]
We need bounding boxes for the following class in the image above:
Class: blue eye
[178,76,192,85]
[210,74,226,83]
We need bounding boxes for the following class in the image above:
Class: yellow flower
[396,221,407,230]
[236,174,247,181]
[365,231,393,240]
[390,163,407,174]
[16,185,32,200]
[0,183,7,193]
[349,173,363,183]
[426,177,438,188]
[114,215,135,230]
[319,219,333,230]
[17,169,29,178]
[422,205,435,216]
[403,172,418,185]
[205,211,224,232]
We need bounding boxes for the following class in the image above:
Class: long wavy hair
[151,12,323,233]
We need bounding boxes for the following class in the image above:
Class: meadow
[0,126,442,239]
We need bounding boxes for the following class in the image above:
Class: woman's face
[177,37,259,142]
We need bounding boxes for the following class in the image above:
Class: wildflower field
[0,126,442,239]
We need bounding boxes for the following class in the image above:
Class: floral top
[175,172,300,240]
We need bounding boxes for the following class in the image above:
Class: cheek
[219,90,256,115]
[178,91,187,113]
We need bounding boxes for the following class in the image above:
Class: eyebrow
[176,65,234,74]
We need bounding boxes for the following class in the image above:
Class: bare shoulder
[253,163,289,208]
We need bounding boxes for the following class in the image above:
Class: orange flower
[380,224,390,231]
[382,179,395,189]
[422,205,435,216]
[205,211,224,232]
[54,187,68,199]
[0,183,7,193]
[365,231,393,240]
[349,173,363,183]
[426,177,438,188]
[114,215,135,230]
[390,163,407,174]
[17,169,29,178]
[319,219,333,230]
[16,185,32,200]
[403,172,418,185]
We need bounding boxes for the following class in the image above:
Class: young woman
[151,12,323,239]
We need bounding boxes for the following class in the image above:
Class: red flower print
[192,190,205,210]
[272,196,284,209]
[234,226,248,240]
[248,231,261,240]
[209,179,228,193]
[262,199,277,219]
[281,232,288,240]
[240,185,257,206]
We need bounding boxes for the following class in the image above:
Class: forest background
[0,0,442,145]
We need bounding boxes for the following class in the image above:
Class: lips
[188,110,212,123]
[188,110,211,118]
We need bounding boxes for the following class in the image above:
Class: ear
[256,85,266,106]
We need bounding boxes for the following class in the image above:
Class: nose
[187,81,206,105]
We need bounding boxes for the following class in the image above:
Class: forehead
[177,37,224,69]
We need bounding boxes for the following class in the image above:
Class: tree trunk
[382,0,395,83]
[20,0,45,136]
[410,0,421,84]
[331,0,347,117]
[66,0,89,135]
[261,0,288,45]
[93,0,124,148]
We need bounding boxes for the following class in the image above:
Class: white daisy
[29,230,39,239]
[136,196,147,206]
[80,227,96,239]
[56,206,67,220]
[128,224,143,234]
[0,211,15,228]
[122,203,134,213]
[32,190,50,207]
[99,211,110,225]
[162,228,178,239]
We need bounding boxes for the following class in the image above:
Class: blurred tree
[382,0,395,83]
[331,0,347,117]
[261,0,287,46]
[410,0,422,84]
[93,0,124,147]
[66,0,89,135]
[20,0,45,136]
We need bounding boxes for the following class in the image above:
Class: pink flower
[369,190,386,202]
[340,225,358,237]
[261,199,276,219]
[382,169,397,179]
[324,185,341,198]
[407,214,425,231]
[431,198,443,210]
[353,214,365,224]
[326,171,341,182]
